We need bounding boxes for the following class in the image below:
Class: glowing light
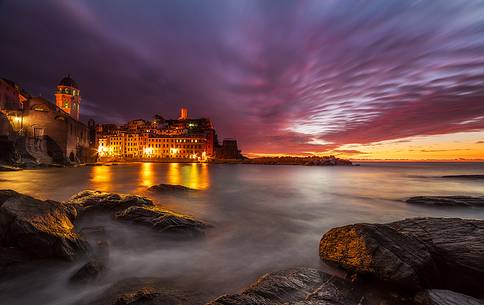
[97,144,110,156]
[170,147,179,154]
[143,147,153,157]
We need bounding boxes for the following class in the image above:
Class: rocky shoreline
[0,155,353,172]
[1,188,483,305]
[212,155,353,166]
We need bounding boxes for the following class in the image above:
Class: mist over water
[1,162,483,305]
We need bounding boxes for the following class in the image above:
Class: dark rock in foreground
[320,218,484,297]
[70,259,106,284]
[416,289,484,305]
[148,183,196,193]
[207,268,363,305]
[84,277,205,305]
[442,175,484,180]
[115,205,211,237]
[390,218,484,297]
[65,190,153,214]
[319,222,438,290]
[406,196,484,207]
[0,190,89,260]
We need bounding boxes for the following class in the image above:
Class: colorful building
[97,108,216,161]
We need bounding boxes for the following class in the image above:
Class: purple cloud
[1,0,484,154]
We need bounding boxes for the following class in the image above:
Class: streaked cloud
[1,0,483,159]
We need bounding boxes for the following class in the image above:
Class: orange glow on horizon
[244,131,484,162]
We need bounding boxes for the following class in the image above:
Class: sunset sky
[1,0,484,160]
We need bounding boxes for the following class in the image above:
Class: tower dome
[58,74,79,89]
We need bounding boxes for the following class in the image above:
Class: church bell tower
[55,74,81,120]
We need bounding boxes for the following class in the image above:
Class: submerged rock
[406,196,484,207]
[441,175,484,180]
[69,259,106,284]
[84,277,205,305]
[115,205,210,237]
[320,218,484,297]
[148,183,196,193]
[207,268,363,305]
[0,190,89,260]
[319,223,438,290]
[416,289,484,305]
[65,190,153,214]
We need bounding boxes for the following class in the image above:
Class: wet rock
[406,196,484,207]
[0,189,22,206]
[207,267,363,305]
[319,223,438,290]
[148,183,196,193]
[65,190,153,214]
[320,218,484,297]
[84,277,206,305]
[390,218,484,296]
[69,259,106,284]
[416,289,484,305]
[0,190,89,260]
[115,205,211,238]
[442,175,484,180]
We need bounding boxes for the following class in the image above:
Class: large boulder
[416,289,484,305]
[115,205,211,238]
[320,218,484,296]
[84,277,206,305]
[0,190,89,260]
[390,218,484,296]
[406,196,484,207]
[319,223,438,290]
[65,190,153,214]
[207,268,363,305]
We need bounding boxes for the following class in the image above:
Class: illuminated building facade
[97,108,216,161]
[0,75,91,164]
[54,75,81,121]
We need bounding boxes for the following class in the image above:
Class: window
[31,104,49,112]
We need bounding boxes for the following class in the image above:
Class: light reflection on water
[0,162,483,305]
[91,165,113,191]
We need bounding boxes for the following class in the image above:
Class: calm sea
[0,162,483,305]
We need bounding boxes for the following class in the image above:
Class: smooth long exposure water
[0,162,483,305]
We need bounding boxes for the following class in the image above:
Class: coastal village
[0,75,243,166]
[0,75,353,168]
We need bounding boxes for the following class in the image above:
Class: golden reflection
[90,165,112,191]
[167,163,181,186]
[167,163,210,190]
[140,162,155,187]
